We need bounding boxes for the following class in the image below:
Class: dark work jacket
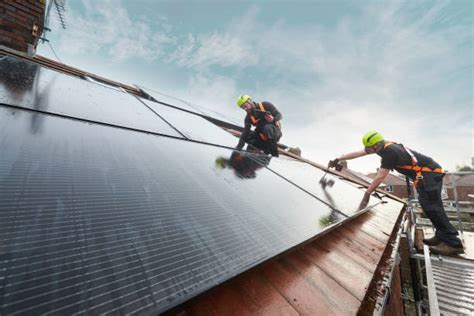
[237,101,282,149]
[377,143,442,180]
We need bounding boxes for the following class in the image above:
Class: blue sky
[37,0,473,173]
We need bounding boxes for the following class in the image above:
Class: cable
[47,41,63,64]
[137,84,240,125]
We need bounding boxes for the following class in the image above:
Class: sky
[37,0,473,173]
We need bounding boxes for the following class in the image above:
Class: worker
[236,95,282,157]
[328,131,464,256]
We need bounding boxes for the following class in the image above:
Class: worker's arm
[263,102,282,122]
[338,149,370,161]
[328,149,369,170]
[236,117,251,149]
[367,167,390,194]
[358,167,390,210]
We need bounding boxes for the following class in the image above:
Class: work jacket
[237,101,282,149]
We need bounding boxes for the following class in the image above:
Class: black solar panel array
[0,57,181,137]
[0,55,383,314]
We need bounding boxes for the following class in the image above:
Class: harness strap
[397,166,444,173]
[401,144,418,166]
[384,142,444,187]
[249,102,266,126]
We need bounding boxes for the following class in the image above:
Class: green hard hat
[237,94,251,107]
[362,131,384,147]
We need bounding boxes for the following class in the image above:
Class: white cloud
[185,32,258,68]
[167,7,261,69]
[52,0,175,61]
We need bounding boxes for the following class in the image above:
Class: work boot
[269,141,279,157]
[423,235,441,246]
[430,242,464,256]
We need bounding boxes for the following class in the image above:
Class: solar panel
[253,156,381,216]
[0,105,349,315]
[0,56,181,137]
[139,98,239,147]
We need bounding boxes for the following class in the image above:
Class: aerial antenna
[41,0,67,43]
[54,0,67,30]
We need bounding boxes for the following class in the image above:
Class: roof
[368,172,406,186]
[443,173,465,186]
[455,173,474,186]
[0,49,406,315]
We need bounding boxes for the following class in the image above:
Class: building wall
[383,185,408,200]
[387,183,474,202]
[0,0,45,54]
[384,263,404,316]
[445,186,474,202]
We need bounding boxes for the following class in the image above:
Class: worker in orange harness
[236,95,282,157]
[328,131,464,256]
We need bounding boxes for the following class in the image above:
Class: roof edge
[358,206,407,314]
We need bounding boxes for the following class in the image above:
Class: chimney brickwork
[0,0,45,55]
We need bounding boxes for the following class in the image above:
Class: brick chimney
[0,0,46,56]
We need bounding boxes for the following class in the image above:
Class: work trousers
[416,173,462,247]
[246,124,282,155]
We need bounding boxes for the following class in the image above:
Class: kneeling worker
[328,131,464,256]
[236,95,282,157]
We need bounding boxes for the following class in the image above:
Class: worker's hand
[264,113,274,123]
[358,191,371,210]
[328,158,343,171]
[328,158,339,168]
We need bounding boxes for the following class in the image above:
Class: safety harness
[249,102,281,141]
[384,142,444,187]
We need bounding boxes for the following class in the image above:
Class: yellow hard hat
[362,131,384,147]
[237,95,251,107]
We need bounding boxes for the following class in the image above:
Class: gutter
[358,206,407,314]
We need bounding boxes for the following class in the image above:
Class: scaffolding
[402,171,474,315]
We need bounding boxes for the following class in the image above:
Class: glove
[328,158,343,171]
[358,191,371,210]
[328,158,339,169]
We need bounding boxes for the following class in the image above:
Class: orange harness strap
[249,102,266,126]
